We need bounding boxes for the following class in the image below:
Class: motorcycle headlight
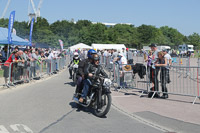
[73,64,78,68]
[103,78,112,87]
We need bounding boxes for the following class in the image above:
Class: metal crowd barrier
[146,65,200,104]
[0,57,67,88]
[112,63,149,93]
[112,63,200,104]
[104,55,200,104]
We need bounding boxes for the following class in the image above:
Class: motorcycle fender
[103,87,111,94]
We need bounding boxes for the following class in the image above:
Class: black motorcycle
[73,76,112,117]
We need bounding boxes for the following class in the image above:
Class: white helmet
[74,52,78,56]
[74,52,79,59]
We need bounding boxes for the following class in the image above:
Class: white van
[157,46,171,53]
[178,44,194,54]
[129,48,137,53]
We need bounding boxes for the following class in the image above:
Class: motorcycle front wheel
[73,73,77,84]
[94,93,112,117]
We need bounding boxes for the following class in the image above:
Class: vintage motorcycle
[73,76,112,117]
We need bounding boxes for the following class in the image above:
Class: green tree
[50,20,74,39]
[160,26,184,46]
[150,29,167,45]
[187,33,200,48]
[0,18,9,27]
[137,24,157,45]
[75,20,92,29]
[14,21,29,39]
[106,24,139,48]
[86,23,108,45]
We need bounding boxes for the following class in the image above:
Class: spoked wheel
[94,93,112,117]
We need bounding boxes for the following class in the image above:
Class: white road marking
[0,124,33,133]
[0,125,9,133]
[10,124,33,133]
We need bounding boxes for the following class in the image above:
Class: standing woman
[145,50,153,80]
[155,51,169,99]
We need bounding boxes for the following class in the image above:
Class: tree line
[0,17,200,49]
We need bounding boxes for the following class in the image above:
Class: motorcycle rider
[74,49,97,97]
[79,54,108,103]
[68,52,81,79]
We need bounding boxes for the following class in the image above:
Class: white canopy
[92,44,126,53]
[69,43,92,51]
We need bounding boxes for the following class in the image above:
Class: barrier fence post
[193,68,199,105]
[198,68,200,97]
[8,63,12,85]
[50,59,52,74]
[113,63,115,82]
[198,58,200,76]
[186,57,190,75]
[116,63,120,89]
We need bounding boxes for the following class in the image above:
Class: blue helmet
[87,49,97,59]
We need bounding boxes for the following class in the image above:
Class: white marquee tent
[92,44,126,53]
[69,43,92,51]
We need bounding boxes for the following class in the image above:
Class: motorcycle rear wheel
[94,93,112,117]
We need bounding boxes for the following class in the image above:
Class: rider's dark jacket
[77,58,90,77]
[85,63,108,82]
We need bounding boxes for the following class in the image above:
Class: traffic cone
[180,58,183,64]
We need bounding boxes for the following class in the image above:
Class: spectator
[3,50,18,85]
[14,46,19,52]
[40,51,46,59]
[134,50,137,57]
[126,48,133,65]
[187,50,191,57]
[163,49,172,67]
[44,49,49,58]
[121,48,127,58]
[22,49,29,83]
[155,51,169,99]
[35,49,42,77]
[30,49,38,79]
[1,46,8,62]
[48,50,55,60]
[117,53,128,88]
[148,43,160,98]
[16,50,25,81]
[171,50,178,57]
[112,49,118,60]
[145,50,152,80]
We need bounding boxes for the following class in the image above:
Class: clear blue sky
[0,0,200,36]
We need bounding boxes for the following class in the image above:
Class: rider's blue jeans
[81,79,92,99]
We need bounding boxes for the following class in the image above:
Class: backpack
[133,63,146,79]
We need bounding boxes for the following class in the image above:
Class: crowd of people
[0,46,66,86]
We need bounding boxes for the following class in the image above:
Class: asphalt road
[0,69,164,133]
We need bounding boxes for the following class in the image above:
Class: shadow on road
[69,102,92,113]
[64,82,76,87]
[69,102,107,118]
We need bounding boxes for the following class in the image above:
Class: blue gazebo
[0,27,29,46]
